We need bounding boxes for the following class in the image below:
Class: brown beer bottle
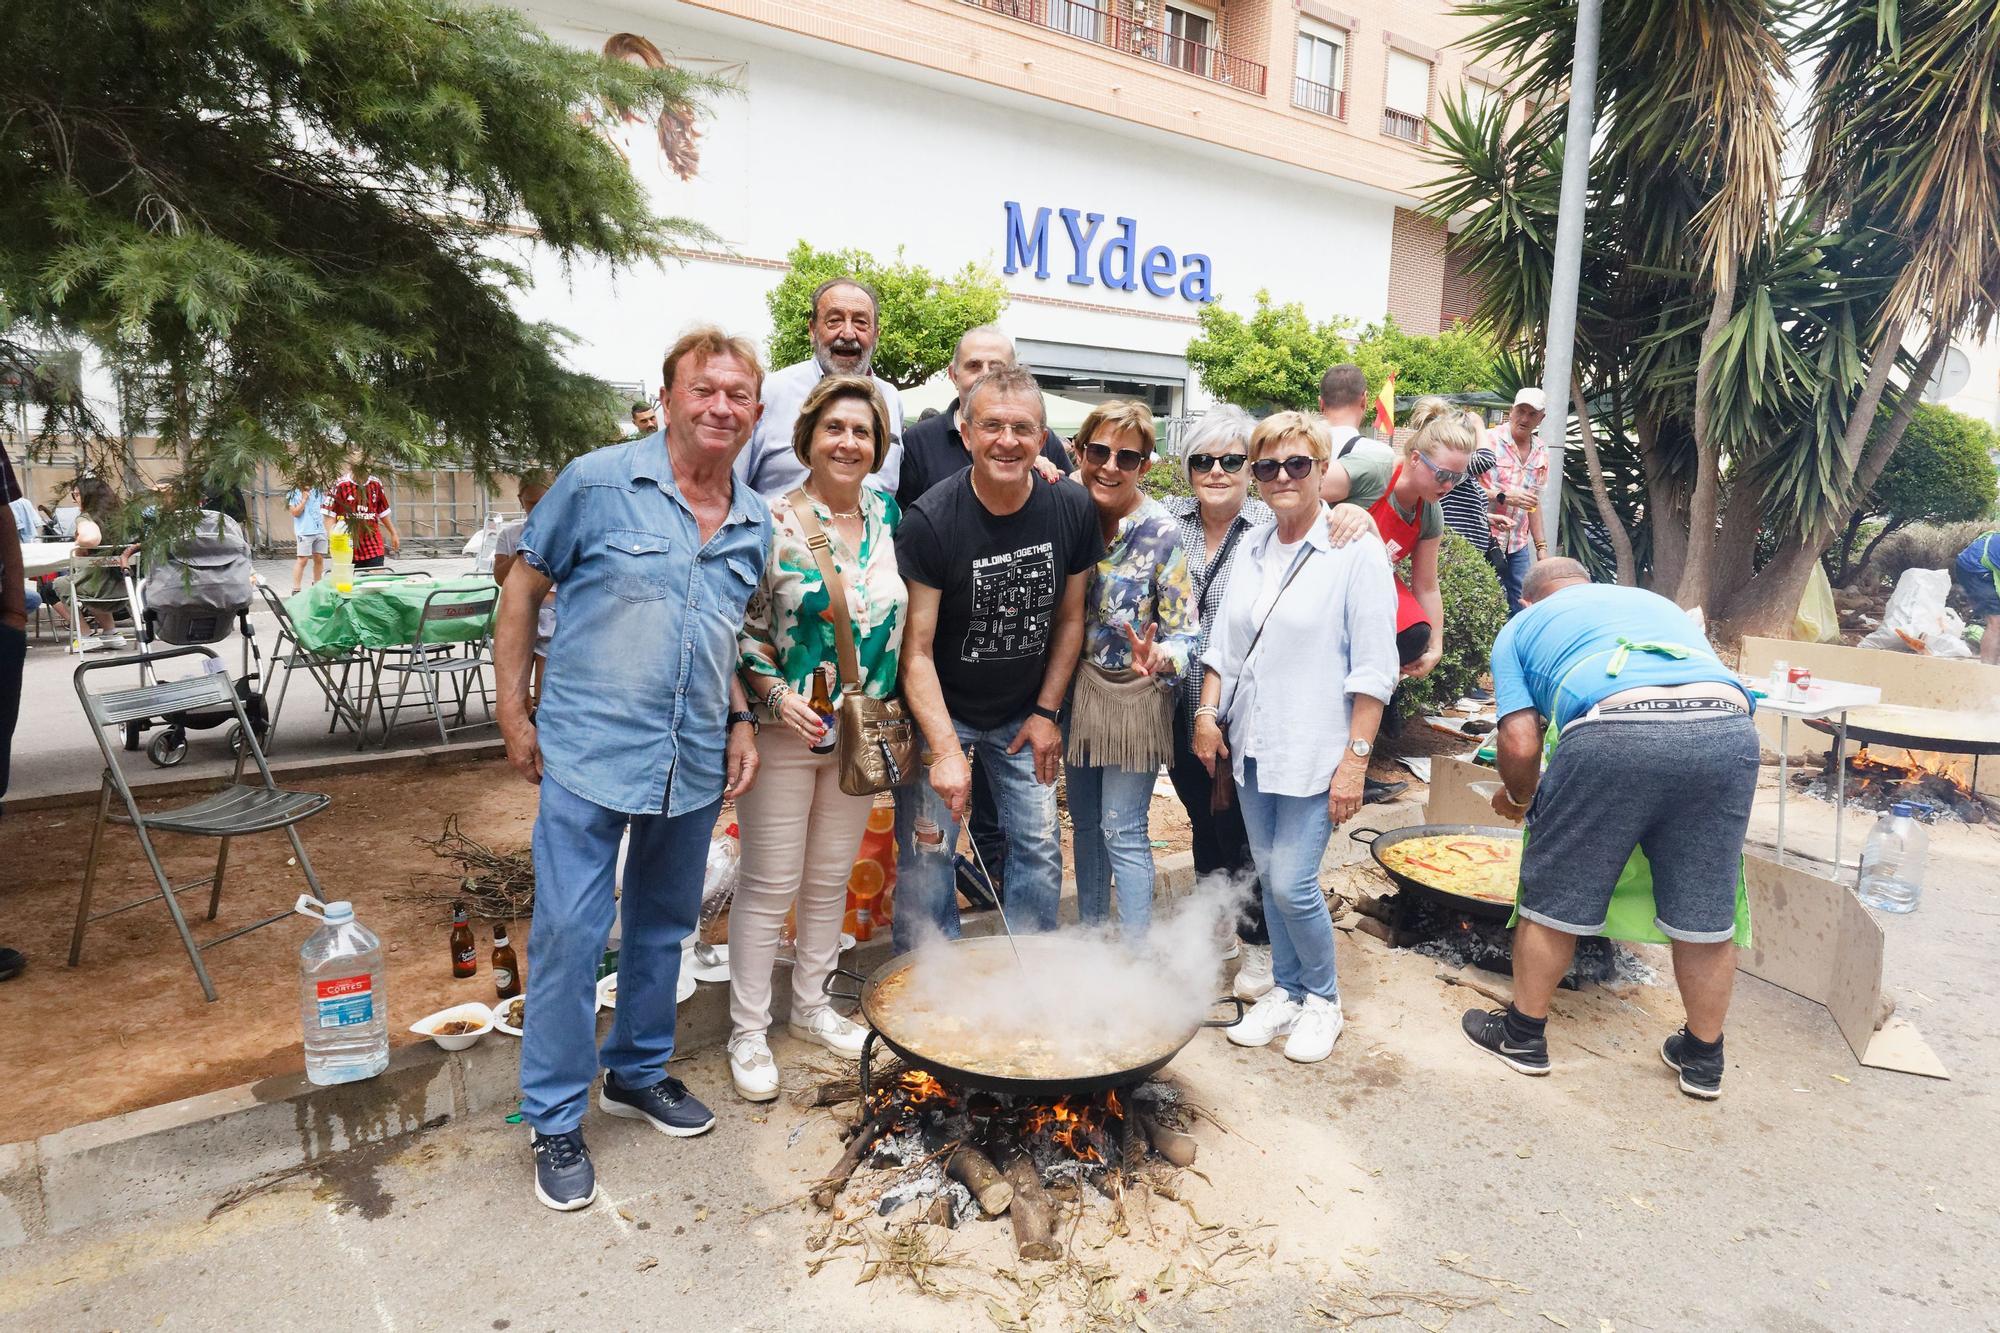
[450,902,477,979]
[807,663,838,754]
[492,921,522,1000]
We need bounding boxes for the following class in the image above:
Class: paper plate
[492,995,525,1037]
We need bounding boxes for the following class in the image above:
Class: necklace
[803,487,862,520]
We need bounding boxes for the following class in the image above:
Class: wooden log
[924,1195,955,1229]
[827,1100,861,1131]
[1135,1107,1198,1168]
[811,1078,862,1107]
[812,1108,896,1211]
[1001,1155,1061,1261]
[947,1145,1014,1216]
[1354,915,1411,947]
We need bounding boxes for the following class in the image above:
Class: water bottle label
[315,974,375,1028]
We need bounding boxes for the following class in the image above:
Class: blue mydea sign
[1003,202,1215,304]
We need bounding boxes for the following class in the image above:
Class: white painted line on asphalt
[321,1201,399,1332]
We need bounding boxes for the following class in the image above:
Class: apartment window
[1464,77,1499,123]
[1160,2,1216,77]
[1383,48,1432,143]
[1048,0,1104,44]
[1294,20,1346,119]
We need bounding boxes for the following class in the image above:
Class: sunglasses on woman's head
[1414,451,1468,487]
[1249,455,1317,483]
[1186,452,1247,474]
[1082,440,1150,472]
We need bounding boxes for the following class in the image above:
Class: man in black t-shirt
[893,365,1102,951]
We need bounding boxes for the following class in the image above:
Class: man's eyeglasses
[1186,453,1247,474]
[972,420,1042,441]
[1249,455,1317,483]
[1083,441,1150,472]
[1414,451,1467,488]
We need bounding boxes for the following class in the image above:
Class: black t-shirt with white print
[895,470,1103,732]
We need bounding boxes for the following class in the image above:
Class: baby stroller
[125,509,269,766]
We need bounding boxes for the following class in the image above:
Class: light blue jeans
[1497,543,1534,616]
[892,713,1063,953]
[1235,758,1339,1003]
[1065,759,1160,937]
[520,776,716,1134]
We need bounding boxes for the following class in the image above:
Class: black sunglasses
[1082,440,1150,472]
[1186,452,1247,474]
[1415,451,1468,488]
[1250,455,1317,483]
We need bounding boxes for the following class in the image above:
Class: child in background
[493,472,555,705]
[287,483,328,594]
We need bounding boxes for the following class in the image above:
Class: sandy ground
[4,779,1997,1330]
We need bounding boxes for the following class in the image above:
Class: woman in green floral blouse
[731,375,907,1102]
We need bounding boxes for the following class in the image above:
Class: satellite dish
[1924,345,1972,402]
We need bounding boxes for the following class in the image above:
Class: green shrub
[1142,458,1191,500]
[1867,519,1995,586]
[1394,530,1511,721]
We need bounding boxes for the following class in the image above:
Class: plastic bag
[1793,562,1842,644]
[1858,568,1974,658]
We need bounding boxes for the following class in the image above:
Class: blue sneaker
[530,1128,597,1212]
[600,1072,716,1137]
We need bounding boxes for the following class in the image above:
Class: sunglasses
[1082,440,1150,472]
[1249,455,1318,483]
[1186,453,1247,475]
[1415,451,1468,487]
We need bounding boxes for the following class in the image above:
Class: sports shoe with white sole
[598,1072,716,1136]
[1460,1007,1551,1076]
[728,1032,781,1102]
[1232,944,1274,1001]
[788,1005,868,1058]
[1227,988,1302,1047]
[1660,1028,1724,1100]
[1283,994,1344,1063]
[529,1128,597,1212]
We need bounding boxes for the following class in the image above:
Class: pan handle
[822,965,867,1002]
[1348,827,1383,847]
[1202,996,1248,1028]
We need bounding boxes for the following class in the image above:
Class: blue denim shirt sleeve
[518,462,588,583]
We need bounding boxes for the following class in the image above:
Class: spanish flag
[1374,370,1397,440]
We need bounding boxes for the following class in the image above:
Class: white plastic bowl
[409,1001,494,1051]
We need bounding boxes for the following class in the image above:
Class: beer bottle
[492,921,521,1000]
[807,663,838,755]
[449,902,477,979]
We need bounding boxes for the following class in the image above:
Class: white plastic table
[21,541,75,578]
[1744,676,1883,869]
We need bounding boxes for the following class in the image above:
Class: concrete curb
[1,800,1423,1247]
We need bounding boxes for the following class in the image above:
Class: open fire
[1800,746,1990,824]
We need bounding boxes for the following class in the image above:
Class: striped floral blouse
[738,488,907,703]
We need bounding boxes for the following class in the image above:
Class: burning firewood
[947,1145,1013,1216]
[813,1107,897,1211]
[1001,1154,1062,1261]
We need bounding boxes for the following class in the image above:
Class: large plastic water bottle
[295,896,389,1084]
[1857,802,1929,914]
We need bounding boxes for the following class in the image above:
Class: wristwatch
[1348,737,1373,759]
[727,709,759,735]
[1030,704,1061,724]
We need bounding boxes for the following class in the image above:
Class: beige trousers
[729,728,873,1041]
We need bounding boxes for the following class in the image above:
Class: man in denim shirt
[496,327,771,1212]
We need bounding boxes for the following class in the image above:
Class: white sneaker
[788,1005,868,1058]
[727,1033,780,1102]
[1232,944,1274,1001]
[1219,935,1241,962]
[1227,989,1302,1047]
[1283,994,1345,1064]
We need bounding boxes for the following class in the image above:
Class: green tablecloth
[286,575,499,654]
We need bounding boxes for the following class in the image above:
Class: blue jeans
[892,714,1063,953]
[1065,759,1159,937]
[520,776,717,1133]
[1236,759,1339,1003]
[1497,544,1534,615]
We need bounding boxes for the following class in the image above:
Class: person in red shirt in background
[325,450,400,568]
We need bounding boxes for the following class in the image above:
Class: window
[1464,78,1499,124]
[1048,0,1104,44]
[1294,21,1346,118]
[1383,48,1432,143]
[1161,2,1215,77]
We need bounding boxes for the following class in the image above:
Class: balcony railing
[1292,76,1345,120]
[965,0,1268,95]
[1381,106,1427,144]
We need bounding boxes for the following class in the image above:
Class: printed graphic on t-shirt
[964,542,1056,662]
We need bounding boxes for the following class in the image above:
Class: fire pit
[1800,703,2000,823]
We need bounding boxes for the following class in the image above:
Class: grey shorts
[1519,707,1759,943]
[296,534,329,557]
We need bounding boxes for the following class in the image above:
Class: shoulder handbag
[788,492,920,796]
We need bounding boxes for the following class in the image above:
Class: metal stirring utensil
[958,755,1030,979]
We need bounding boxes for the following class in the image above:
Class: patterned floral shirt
[739,487,907,703]
[1082,496,1197,683]
[1166,494,1272,737]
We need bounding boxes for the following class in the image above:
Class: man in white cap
[1482,386,1550,614]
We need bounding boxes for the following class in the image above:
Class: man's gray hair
[1522,556,1590,604]
[1179,406,1255,459]
[810,276,880,320]
[964,364,1045,425]
[952,324,1014,366]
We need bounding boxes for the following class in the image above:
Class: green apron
[1508,637,1754,947]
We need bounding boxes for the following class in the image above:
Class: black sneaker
[600,1072,716,1137]
[0,948,25,983]
[530,1128,597,1212]
[1661,1029,1723,1100]
[1461,1007,1551,1076]
[1363,777,1409,805]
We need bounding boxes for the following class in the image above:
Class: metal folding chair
[367,586,497,747]
[72,645,333,1002]
[62,553,144,655]
[256,582,370,746]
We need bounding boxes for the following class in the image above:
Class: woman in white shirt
[1192,411,1399,1064]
